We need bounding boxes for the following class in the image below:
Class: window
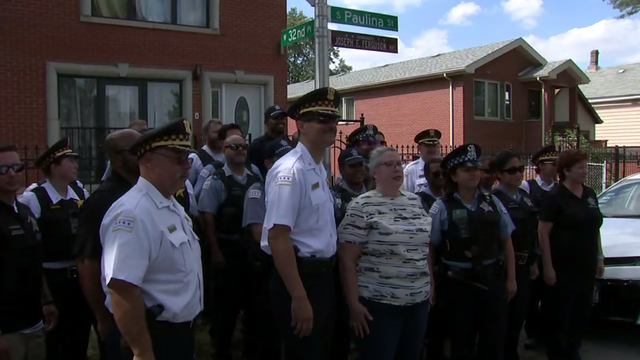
[504,83,512,120]
[474,80,500,119]
[340,97,356,120]
[528,89,542,119]
[234,96,250,136]
[91,0,208,28]
[211,89,220,120]
[598,181,640,218]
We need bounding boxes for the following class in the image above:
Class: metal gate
[587,162,607,194]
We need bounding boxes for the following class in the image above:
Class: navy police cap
[441,143,482,171]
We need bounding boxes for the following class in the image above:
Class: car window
[598,180,640,217]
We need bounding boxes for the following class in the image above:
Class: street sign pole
[314,0,332,177]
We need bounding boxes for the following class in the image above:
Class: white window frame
[79,0,220,34]
[504,82,512,120]
[338,97,356,124]
[474,80,501,120]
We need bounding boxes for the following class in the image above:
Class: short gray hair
[369,146,398,169]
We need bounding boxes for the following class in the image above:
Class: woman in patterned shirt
[337,146,434,360]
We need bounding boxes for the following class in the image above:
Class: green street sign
[281,20,315,46]
[330,6,398,32]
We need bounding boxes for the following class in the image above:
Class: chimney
[587,49,599,72]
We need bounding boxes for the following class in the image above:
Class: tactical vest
[331,184,360,227]
[0,203,43,333]
[441,193,501,264]
[492,189,538,254]
[417,191,437,211]
[31,183,85,263]
[527,179,552,209]
[214,169,259,238]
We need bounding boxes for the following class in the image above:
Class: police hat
[414,129,442,145]
[532,145,558,164]
[35,137,78,169]
[347,125,378,145]
[287,87,341,120]
[339,148,365,166]
[264,105,287,121]
[441,143,482,171]
[264,138,293,159]
[129,118,194,158]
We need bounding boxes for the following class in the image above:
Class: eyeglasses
[0,163,25,175]
[225,143,248,151]
[379,161,403,169]
[501,166,525,175]
[152,151,190,164]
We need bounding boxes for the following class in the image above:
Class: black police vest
[441,193,501,263]
[214,169,259,237]
[31,183,85,263]
[0,202,44,333]
[492,189,538,254]
[527,179,552,209]
[174,186,191,215]
[417,191,437,211]
[331,185,360,226]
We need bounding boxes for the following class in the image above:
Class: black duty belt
[151,319,195,330]
[514,252,529,265]
[43,266,78,278]
[297,256,335,276]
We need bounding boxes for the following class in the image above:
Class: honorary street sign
[331,30,398,54]
[330,6,398,32]
[281,20,315,46]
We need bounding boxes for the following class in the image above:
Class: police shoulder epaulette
[482,192,493,203]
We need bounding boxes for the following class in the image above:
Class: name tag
[311,182,320,191]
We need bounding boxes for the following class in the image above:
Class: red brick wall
[0,0,287,147]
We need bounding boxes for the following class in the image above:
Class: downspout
[444,73,453,146]
[537,77,545,146]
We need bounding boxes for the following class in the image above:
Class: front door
[222,84,264,142]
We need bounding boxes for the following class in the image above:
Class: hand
[290,295,313,337]
[211,249,226,269]
[429,287,436,306]
[0,335,10,360]
[349,302,373,338]
[43,304,58,331]
[506,279,517,301]
[596,258,605,278]
[544,265,556,286]
[530,262,540,280]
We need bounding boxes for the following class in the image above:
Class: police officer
[428,144,517,360]
[416,157,444,211]
[403,129,442,193]
[198,134,261,360]
[243,138,294,360]
[331,148,367,360]
[101,120,148,181]
[75,129,141,360]
[520,145,557,350]
[346,125,379,162]
[100,119,203,360]
[263,87,340,360]
[18,138,93,360]
[188,119,225,185]
[248,105,292,178]
[490,150,540,360]
[0,143,57,360]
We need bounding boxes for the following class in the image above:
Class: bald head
[129,119,148,132]
[105,129,140,156]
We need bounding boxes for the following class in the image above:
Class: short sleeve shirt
[403,158,427,193]
[242,182,266,228]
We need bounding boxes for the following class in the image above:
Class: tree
[605,0,640,18]
[287,7,353,84]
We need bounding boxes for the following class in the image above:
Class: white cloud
[525,18,640,67]
[337,28,453,70]
[501,0,543,29]
[340,0,423,13]
[440,2,482,26]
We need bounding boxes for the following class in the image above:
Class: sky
[286,0,640,71]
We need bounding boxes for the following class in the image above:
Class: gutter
[443,73,454,146]
[537,77,545,146]
[589,95,640,104]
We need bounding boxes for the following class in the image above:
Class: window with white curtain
[92,0,208,27]
[147,82,181,128]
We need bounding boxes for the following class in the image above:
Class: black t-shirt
[538,183,603,275]
[248,133,292,178]
[74,171,133,259]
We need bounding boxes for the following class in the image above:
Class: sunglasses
[501,166,525,175]
[226,143,248,151]
[380,160,403,169]
[0,163,25,175]
[300,116,337,124]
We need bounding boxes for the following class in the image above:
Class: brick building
[288,38,602,152]
[1,0,287,184]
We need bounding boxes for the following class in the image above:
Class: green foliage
[544,125,607,162]
[287,7,353,85]
[605,0,640,18]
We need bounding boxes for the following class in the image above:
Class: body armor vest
[492,188,538,254]
[215,169,259,238]
[331,185,360,226]
[441,193,501,263]
[417,191,438,211]
[527,179,552,209]
[31,183,85,263]
[0,203,43,333]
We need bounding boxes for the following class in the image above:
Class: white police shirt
[403,158,428,193]
[100,177,203,323]
[261,142,337,258]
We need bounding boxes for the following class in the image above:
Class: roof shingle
[580,63,640,99]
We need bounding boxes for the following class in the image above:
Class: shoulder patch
[203,179,212,190]
[199,168,210,179]
[428,201,440,216]
[275,173,293,186]
[248,189,262,199]
[112,215,136,233]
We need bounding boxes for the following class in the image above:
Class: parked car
[594,172,640,324]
